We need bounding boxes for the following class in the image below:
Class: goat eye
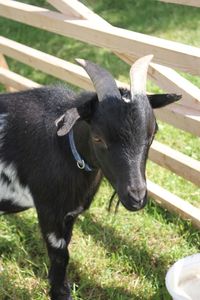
[92,136,108,149]
[92,136,102,143]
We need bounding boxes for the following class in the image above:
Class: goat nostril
[128,187,146,202]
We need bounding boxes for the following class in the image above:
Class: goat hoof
[51,293,73,300]
[51,296,73,300]
[50,284,73,300]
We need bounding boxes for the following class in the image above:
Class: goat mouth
[119,193,148,212]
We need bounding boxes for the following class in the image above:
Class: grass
[0,0,200,299]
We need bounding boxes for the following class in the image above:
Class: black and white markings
[0,162,34,213]
[47,232,66,249]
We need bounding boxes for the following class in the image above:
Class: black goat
[0,56,181,300]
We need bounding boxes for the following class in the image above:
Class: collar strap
[68,129,92,172]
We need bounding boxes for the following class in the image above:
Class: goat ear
[148,94,182,109]
[55,107,80,136]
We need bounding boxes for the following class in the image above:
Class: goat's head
[57,56,181,212]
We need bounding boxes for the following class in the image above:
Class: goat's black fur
[0,73,181,299]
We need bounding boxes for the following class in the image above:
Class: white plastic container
[165,254,200,300]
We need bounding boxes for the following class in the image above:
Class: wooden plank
[149,63,200,111]
[0,0,200,75]
[147,180,200,229]
[0,36,127,91]
[149,141,200,186]
[155,103,200,137]
[159,0,200,7]
[0,36,94,91]
[0,53,16,92]
[47,0,108,25]
[0,67,40,90]
[48,0,82,18]
[0,53,9,70]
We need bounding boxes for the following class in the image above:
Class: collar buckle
[77,160,85,170]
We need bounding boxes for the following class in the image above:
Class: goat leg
[48,246,72,300]
[38,211,75,300]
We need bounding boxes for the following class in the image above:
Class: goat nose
[127,186,146,202]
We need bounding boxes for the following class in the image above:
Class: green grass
[0,0,200,299]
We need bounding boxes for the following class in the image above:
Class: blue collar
[68,129,92,172]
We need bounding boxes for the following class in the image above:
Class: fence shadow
[77,212,172,300]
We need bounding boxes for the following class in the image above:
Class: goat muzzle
[120,188,148,212]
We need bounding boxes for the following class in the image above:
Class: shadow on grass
[77,212,171,300]
[69,260,138,300]
[1,202,199,300]
[0,211,47,276]
[1,212,144,300]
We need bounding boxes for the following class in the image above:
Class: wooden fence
[0,0,199,227]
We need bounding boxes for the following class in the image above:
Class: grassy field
[0,0,200,299]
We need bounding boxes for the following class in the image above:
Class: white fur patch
[0,162,34,208]
[66,206,84,218]
[47,232,66,249]
[122,96,131,103]
[0,113,34,210]
[0,113,7,130]
[0,113,8,144]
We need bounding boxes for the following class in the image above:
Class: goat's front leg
[48,243,72,300]
[38,208,82,300]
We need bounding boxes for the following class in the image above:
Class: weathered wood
[0,0,200,75]
[0,67,40,90]
[159,0,200,7]
[149,141,200,186]
[147,180,200,229]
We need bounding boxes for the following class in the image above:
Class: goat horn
[76,59,121,102]
[130,55,153,97]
